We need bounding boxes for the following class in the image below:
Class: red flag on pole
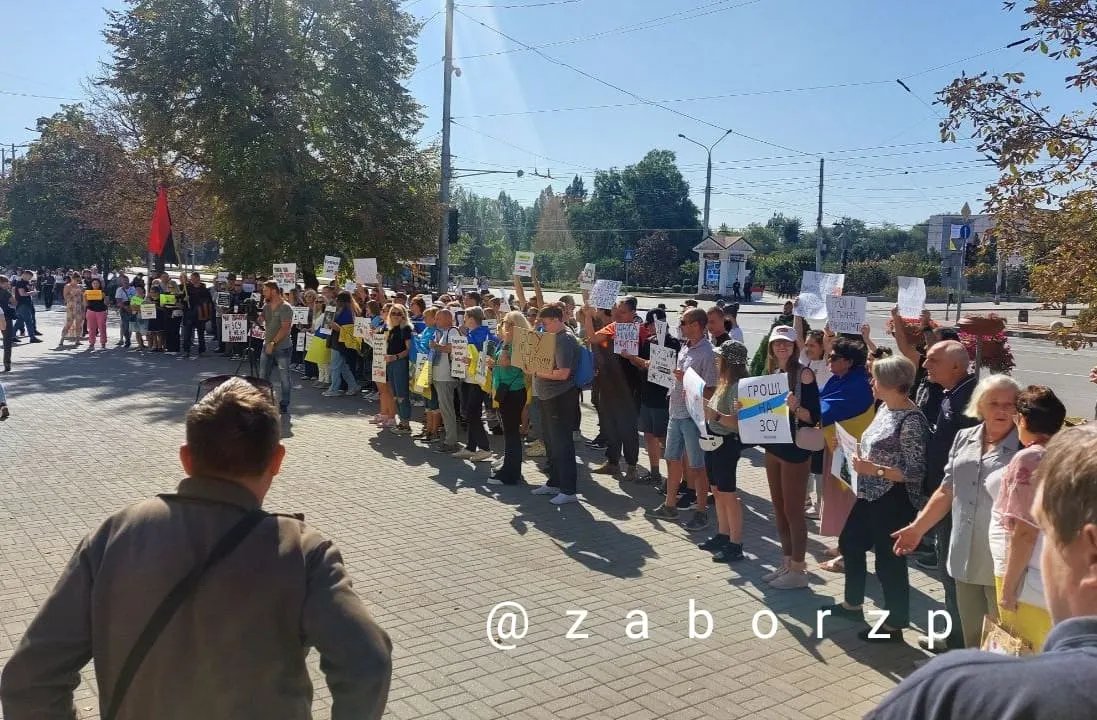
[147,186,178,266]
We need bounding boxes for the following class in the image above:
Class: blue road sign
[959,224,972,240]
[624,248,634,262]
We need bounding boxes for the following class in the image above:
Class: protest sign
[654,319,667,345]
[242,282,256,293]
[216,271,228,282]
[831,422,860,495]
[450,335,469,379]
[353,317,371,340]
[648,344,677,390]
[825,295,866,335]
[486,318,498,334]
[589,279,622,310]
[579,263,596,290]
[216,292,230,307]
[511,326,534,371]
[323,255,340,277]
[513,251,535,277]
[897,276,927,318]
[793,271,844,320]
[528,330,557,374]
[273,263,296,288]
[371,335,387,382]
[159,293,175,307]
[291,306,310,325]
[354,258,378,285]
[140,303,157,320]
[343,281,356,293]
[613,322,640,355]
[296,332,307,352]
[737,372,792,445]
[222,314,247,343]
[683,368,709,437]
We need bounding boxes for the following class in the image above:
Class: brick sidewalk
[0,308,945,720]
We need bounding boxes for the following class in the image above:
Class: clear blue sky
[0,0,1075,230]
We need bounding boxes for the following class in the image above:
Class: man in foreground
[866,424,1097,719]
[0,377,392,719]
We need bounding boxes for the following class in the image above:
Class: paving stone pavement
[0,306,947,720]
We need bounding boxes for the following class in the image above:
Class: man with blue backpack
[530,303,585,506]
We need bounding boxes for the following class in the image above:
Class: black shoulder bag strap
[102,508,268,720]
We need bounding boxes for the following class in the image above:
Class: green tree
[629,232,679,288]
[102,0,438,273]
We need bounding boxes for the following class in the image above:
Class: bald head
[925,340,970,390]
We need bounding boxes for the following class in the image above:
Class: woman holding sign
[83,279,109,350]
[486,311,529,484]
[762,326,820,589]
[323,292,362,398]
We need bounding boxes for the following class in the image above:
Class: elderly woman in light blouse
[893,373,1023,648]
[821,356,930,643]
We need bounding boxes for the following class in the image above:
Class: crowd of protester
[6,261,1097,719]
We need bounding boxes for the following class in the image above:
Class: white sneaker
[550,493,579,505]
[321,390,343,397]
[769,569,810,589]
[492,459,505,472]
[469,450,493,462]
[487,477,504,486]
[453,449,474,460]
[531,484,557,495]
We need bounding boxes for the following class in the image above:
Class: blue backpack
[573,341,595,390]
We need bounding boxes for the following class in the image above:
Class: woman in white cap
[762,325,820,589]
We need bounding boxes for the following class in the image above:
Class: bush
[844,262,891,294]
[1077,306,1097,332]
[671,284,682,293]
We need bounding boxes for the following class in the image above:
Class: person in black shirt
[624,308,680,486]
[915,340,979,652]
[182,272,213,359]
[13,271,41,342]
[0,277,16,371]
[706,306,730,347]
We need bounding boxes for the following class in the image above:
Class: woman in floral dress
[59,273,86,348]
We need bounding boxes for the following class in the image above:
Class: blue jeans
[15,304,35,337]
[386,358,411,422]
[260,346,292,411]
[329,350,359,393]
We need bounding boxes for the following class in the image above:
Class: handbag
[102,505,268,720]
[980,615,1033,656]
[793,366,825,451]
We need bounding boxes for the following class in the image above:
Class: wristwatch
[876,467,886,478]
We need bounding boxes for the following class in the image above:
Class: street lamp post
[678,129,732,241]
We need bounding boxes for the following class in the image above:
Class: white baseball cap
[768,325,797,345]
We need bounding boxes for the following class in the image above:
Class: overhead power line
[455,0,765,59]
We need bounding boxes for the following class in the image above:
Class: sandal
[824,546,841,559]
[820,557,845,573]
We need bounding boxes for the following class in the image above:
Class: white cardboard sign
[589,279,622,310]
[794,271,845,320]
[222,314,247,343]
[648,344,677,390]
[323,255,340,277]
[825,295,866,335]
[354,258,378,285]
[513,251,535,277]
[897,276,926,319]
[613,322,639,355]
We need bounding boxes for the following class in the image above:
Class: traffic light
[447,208,459,244]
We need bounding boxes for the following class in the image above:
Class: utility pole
[678,130,731,241]
[437,0,455,294]
[0,148,6,179]
[815,158,824,272]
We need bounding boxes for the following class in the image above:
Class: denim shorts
[664,416,705,469]
[638,405,669,437]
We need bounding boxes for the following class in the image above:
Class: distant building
[692,234,755,297]
[925,213,1022,293]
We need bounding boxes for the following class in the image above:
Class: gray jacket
[0,477,392,720]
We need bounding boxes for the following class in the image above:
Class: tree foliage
[938,0,1097,305]
[102,0,439,273]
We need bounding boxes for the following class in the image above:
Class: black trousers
[463,384,491,452]
[498,387,526,481]
[599,392,639,466]
[541,387,579,495]
[182,315,206,354]
[2,319,13,370]
[839,484,916,628]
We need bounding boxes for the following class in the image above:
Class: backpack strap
[102,504,270,720]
